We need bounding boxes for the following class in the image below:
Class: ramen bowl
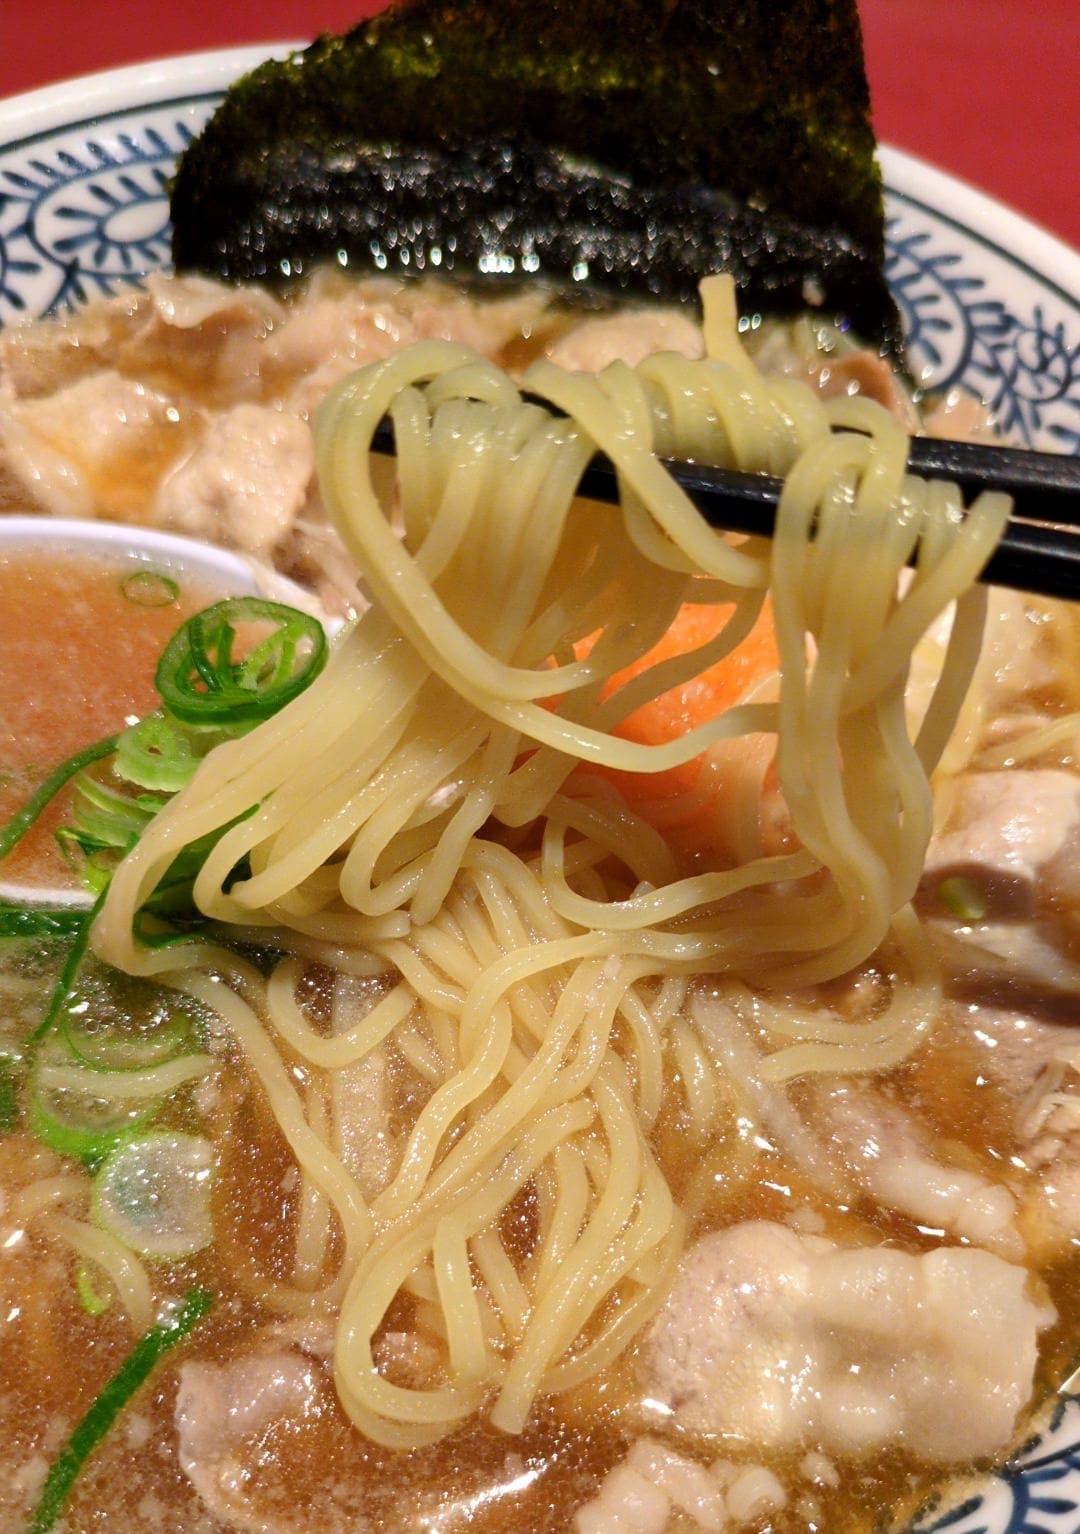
[0,45,1078,1534]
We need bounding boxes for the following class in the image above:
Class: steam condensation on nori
[170,0,900,347]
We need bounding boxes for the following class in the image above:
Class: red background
[3,1,1078,252]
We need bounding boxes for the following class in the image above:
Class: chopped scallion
[0,737,118,867]
[937,875,988,923]
[1,599,325,947]
[0,905,89,941]
[113,713,209,794]
[69,773,164,844]
[120,569,180,607]
[27,1072,157,1166]
[26,887,106,1048]
[155,597,327,726]
[27,1287,213,1534]
[75,1262,113,1318]
[62,1008,195,1074]
[93,1131,215,1260]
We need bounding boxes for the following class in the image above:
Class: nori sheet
[171,0,898,345]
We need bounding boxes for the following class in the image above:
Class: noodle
[85,275,1014,1449]
[42,1214,155,1332]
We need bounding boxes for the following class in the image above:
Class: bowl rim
[0,512,269,579]
[0,44,1078,1534]
[0,515,324,909]
[0,40,1077,286]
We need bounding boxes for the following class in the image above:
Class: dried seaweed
[171,0,899,345]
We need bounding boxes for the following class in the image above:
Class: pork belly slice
[922,769,1080,920]
[155,404,314,559]
[813,1084,1022,1257]
[175,1347,366,1534]
[948,999,1080,1256]
[643,1220,1052,1465]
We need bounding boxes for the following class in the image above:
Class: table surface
[3,0,1078,254]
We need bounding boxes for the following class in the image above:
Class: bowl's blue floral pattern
[904,1395,1080,1534]
[0,104,197,318]
[885,207,1079,453]
[0,64,1078,1534]
[0,89,1077,456]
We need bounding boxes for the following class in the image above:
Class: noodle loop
[93,277,1010,1446]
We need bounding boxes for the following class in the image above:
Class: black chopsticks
[370,423,1079,601]
[585,439,1080,601]
[631,439,1080,602]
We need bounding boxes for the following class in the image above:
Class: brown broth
[2,967,1077,1534]
[1,283,1078,1534]
[2,634,1078,1531]
[0,550,216,892]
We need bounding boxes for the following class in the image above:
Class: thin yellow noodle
[43,1213,154,1332]
[755,906,942,1080]
[294,1081,334,1287]
[82,275,1018,1454]
[266,959,413,1069]
[670,1019,719,1137]
[393,1019,446,1083]
[530,1142,592,1295]
[492,1067,671,1433]
[432,1218,490,1384]
[336,1099,594,1447]
[12,1173,88,1222]
[616,984,666,1130]
[35,1052,215,1100]
[178,968,373,1281]
[472,1226,531,1345]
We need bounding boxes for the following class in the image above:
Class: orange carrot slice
[573,598,780,846]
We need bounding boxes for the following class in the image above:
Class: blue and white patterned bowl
[1,45,1078,1534]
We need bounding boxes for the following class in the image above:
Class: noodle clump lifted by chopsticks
[91,276,1010,1447]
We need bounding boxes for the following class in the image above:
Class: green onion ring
[0,736,118,866]
[120,569,180,608]
[0,905,90,941]
[155,597,327,726]
[27,1287,213,1534]
[26,886,107,1047]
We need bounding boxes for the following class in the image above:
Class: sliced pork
[643,1220,1052,1465]
[815,1084,1022,1256]
[923,769,1080,919]
[175,1348,366,1534]
[155,404,314,558]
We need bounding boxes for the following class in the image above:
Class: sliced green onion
[60,775,174,899]
[26,888,105,1048]
[0,736,118,866]
[27,1286,212,1534]
[69,773,161,852]
[53,837,117,899]
[155,597,326,726]
[93,1132,215,1260]
[0,1063,16,1133]
[0,905,89,941]
[9,599,324,953]
[120,569,180,608]
[75,1262,113,1318]
[937,875,988,923]
[28,1012,212,1167]
[28,1069,158,1165]
[113,713,210,794]
[62,1010,197,1074]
